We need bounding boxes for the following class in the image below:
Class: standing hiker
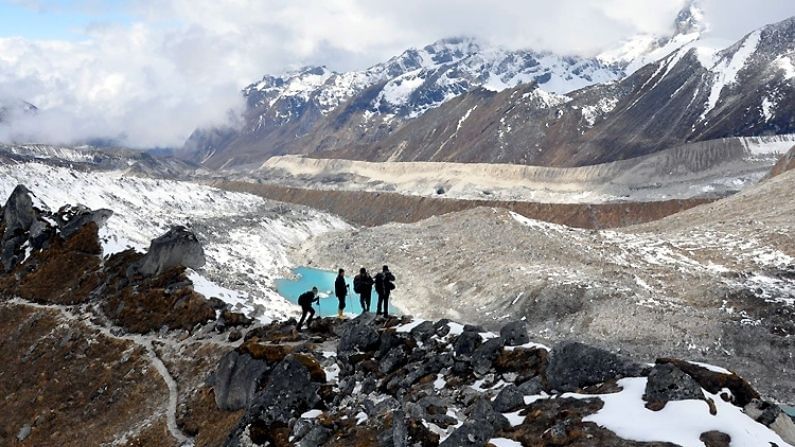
[353,267,375,313]
[335,268,349,319]
[374,265,396,318]
[297,286,319,331]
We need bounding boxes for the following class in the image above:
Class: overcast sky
[0,0,792,148]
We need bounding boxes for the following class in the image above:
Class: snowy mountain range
[181,1,793,170]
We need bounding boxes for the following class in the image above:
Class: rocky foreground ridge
[0,185,794,446]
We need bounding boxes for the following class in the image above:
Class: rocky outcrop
[130,225,206,277]
[643,363,705,409]
[546,341,646,392]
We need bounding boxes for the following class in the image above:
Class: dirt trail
[8,298,195,446]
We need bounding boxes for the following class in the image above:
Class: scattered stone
[656,358,759,407]
[409,320,436,341]
[454,330,483,356]
[546,341,644,392]
[643,363,705,409]
[472,337,505,375]
[699,430,731,447]
[17,423,31,442]
[439,420,494,447]
[499,320,529,346]
[493,384,525,412]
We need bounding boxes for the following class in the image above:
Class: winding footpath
[7,298,195,446]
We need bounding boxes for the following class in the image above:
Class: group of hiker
[297,265,396,331]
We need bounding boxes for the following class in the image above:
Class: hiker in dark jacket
[353,267,374,312]
[335,268,348,319]
[297,286,319,331]
[374,265,396,318]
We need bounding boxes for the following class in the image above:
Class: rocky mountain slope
[183,3,718,170]
[325,16,795,166]
[0,155,350,322]
[1,185,793,446]
[298,169,795,404]
[184,4,795,171]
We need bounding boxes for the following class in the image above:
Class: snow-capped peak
[598,0,707,75]
[673,0,708,36]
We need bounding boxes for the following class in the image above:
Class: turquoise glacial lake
[275,266,397,317]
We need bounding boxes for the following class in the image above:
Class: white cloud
[0,0,791,148]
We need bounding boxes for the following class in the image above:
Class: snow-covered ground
[0,162,351,322]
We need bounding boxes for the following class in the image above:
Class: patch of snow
[300,409,323,419]
[575,377,793,447]
[396,319,427,333]
[700,30,761,121]
[688,361,732,375]
[488,438,522,447]
[502,411,525,427]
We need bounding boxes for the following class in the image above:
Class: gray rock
[745,399,795,445]
[546,341,644,392]
[3,185,36,236]
[517,377,544,395]
[439,420,494,447]
[1,185,38,272]
[500,321,529,347]
[17,423,31,442]
[392,410,408,447]
[643,363,705,406]
[130,225,206,277]
[297,426,332,447]
[472,337,505,375]
[470,398,511,431]
[213,350,269,411]
[59,207,113,238]
[409,320,436,341]
[454,330,482,356]
[246,356,319,426]
[338,318,380,353]
[380,345,408,374]
[463,324,485,333]
[493,384,524,412]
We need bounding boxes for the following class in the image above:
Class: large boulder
[129,226,205,277]
[493,384,524,412]
[58,206,113,239]
[454,330,483,356]
[500,320,529,346]
[472,337,505,375]
[337,316,380,354]
[643,363,705,408]
[2,185,37,236]
[439,420,494,447]
[249,356,319,424]
[469,398,511,431]
[546,341,645,392]
[1,185,38,271]
[213,350,270,411]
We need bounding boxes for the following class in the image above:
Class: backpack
[353,275,362,294]
[298,291,314,306]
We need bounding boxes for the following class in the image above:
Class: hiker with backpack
[335,268,349,319]
[374,265,396,318]
[297,286,319,331]
[353,267,375,313]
